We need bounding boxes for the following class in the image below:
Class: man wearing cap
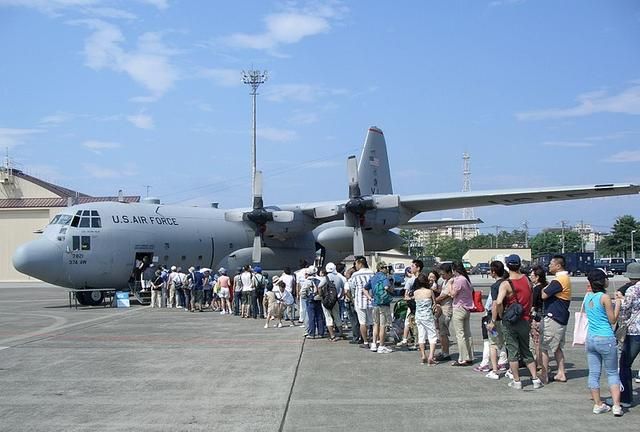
[494,254,543,390]
[301,266,325,338]
[540,255,571,383]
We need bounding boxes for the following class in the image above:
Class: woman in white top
[414,273,438,365]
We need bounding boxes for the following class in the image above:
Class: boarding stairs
[130,281,151,305]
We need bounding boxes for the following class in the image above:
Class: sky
[1,0,639,235]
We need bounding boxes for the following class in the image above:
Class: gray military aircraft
[12,126,640,305]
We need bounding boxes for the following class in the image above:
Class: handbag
[470,289,485,313]
[572,300,588,346]
[615,309,640,345]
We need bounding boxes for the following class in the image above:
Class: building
[463,248,532,266]
[0,168,139,281]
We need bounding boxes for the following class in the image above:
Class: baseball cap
[306,265,317,275]
[253,266,262,273]
[325,262,336,273]
[505,254,521,266]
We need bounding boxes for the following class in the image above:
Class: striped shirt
[349,268,374,309]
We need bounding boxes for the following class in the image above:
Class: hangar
[0,166,139,281]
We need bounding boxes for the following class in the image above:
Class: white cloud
[82,162,136,178]
[82,139,121,155]
[136,0,168,10]
[85,7,136,20]
[74,19,178,100]
[605,150,640,163]
[201,68,241,87]
[542,141,593,148]
[517,84,640,121]
[257,127,297,142]
[39,112,76,125]
[0,0,99,16]
[265,84,319,103]
[127,113,154,129]
[288,112,319,125]
[0,128,43,148]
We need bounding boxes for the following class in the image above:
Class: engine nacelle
[316,226,403,253]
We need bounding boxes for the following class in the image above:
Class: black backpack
[321,277,338,309]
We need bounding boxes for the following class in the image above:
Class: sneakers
[396,339,408,347]
[277,323,283,328]
[485,371,500,380]
[498,363,508,371]
[505,370,514,380]
[377,345,393,354]
[508,380,522,390]
[605,398,631,408]
[263,323,268,329]
[473,364,491,373]
[532,378,543,389]
[370,342,378,352]
[593,404,611,414]
[612,405,624,417]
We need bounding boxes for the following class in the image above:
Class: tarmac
[0,276,638,432]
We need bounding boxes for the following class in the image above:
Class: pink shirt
[218,275,230,288]
[450,274,474,310]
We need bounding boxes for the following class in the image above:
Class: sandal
[451,360,473,367]
[428,358,439,366]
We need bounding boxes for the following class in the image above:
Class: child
[264,278,282,328]
[275,279,297,327]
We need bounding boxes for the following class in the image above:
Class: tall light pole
[632,229,637,260]
[241,69,268,191]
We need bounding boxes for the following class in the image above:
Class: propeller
[343,156,399,257]
[224,171,294,263]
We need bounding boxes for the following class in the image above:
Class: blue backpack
[372,274,393,306]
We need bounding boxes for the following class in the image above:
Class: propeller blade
[347,156,361,199]
[353,225,365,257]
[252,171,263,209]
[313,205,339,219]
[252,234,262,263]
[374,194,400,209]
[271,211,294,223]
[224,211,245,222]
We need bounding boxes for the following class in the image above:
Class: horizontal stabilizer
[399,218,484,230]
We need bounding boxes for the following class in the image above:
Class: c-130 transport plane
[13,127,640,305]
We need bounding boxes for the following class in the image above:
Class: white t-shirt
[241,271,254,292]
[279,273,295,293]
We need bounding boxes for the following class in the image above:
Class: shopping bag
[572,310,587,346]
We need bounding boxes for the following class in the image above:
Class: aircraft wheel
[76,290,104,306]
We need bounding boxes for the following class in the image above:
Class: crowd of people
[138,254,640,417]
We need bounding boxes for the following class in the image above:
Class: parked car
[470,263,491,275]
[595,257,626,275]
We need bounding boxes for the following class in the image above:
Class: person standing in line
[434,266,454,361]
[540,255,571,384]
[484,261,509,380]
[447,262,474,366]
[240,265,254,318]
[279,267,296,321]
[613,262,640,408]
[413,273,438,364]
[150,269,164,308]
[232,268,243,316]
[349,256,375,348]
[583,269,623,416]
[217,268,231,314]
[530,265,547,371]
[491,254,543,390]
[366,262,394,353]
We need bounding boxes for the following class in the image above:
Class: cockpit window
[50,215,61,224]
[50,214,73,225]
[70,210,101,229]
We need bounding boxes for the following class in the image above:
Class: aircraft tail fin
[357,126,393,195]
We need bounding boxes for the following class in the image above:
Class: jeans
[176,288,185,307]
[586,334,621,389]
[306,299,326,337]
[620,334,640,403]
[233,291,242,315]
[348,301,360,341]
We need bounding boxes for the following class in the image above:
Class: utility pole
[523,220,529,248]
[632,229,637,260]
[560,220,567,254]
[490,225,502,248]
[242,69,268,193]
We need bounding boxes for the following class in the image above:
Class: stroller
[389,299,409,343]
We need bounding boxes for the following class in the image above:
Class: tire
[76,290,105,306]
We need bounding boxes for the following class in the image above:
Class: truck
[533,252,595,276]
[594,257,627,275]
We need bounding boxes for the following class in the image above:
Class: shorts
[417,318,437,344]
[242,291,253,304]
[356,307,373,326]
[219,287,230,299]
[373,305,391,327]
[541,316,566,353]
[322,302,342,327]
[192,290,204,304]
[438,304,452,337]
[488,320,505,348]
[503,319,534,364]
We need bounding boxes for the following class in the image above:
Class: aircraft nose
[12,239,63,283]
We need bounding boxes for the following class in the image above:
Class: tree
[563,231,582,253]
[467,234,493,249]
[530,232,561,256]
[434,238,468,262]
[599,215,640,258]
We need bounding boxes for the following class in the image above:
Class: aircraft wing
[398,183,640,214]
[398,218,483,230]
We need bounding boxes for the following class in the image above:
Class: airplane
[12,126,640,305]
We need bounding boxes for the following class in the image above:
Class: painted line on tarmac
[0,346,8,351]
[278,335,306,432]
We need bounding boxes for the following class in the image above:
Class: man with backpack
[319,267,342,341]
[366,262,394,353]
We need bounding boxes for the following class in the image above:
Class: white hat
[325,262,336,273]
[218,267,226,275]
[170,265,177,271]
[306,265,317,275]
[188,266,195,272]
